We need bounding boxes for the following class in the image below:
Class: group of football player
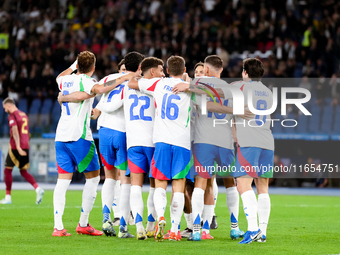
[53,50,274,244]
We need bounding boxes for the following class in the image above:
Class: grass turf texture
[0,191,339,255]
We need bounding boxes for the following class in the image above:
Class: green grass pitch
[1,190,339,255]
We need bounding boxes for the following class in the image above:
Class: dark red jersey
[8,110,30,150]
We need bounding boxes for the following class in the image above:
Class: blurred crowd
[0,0,340,107]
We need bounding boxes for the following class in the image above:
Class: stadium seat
[271,113,282,133]
[285,113,297,133]
[308,105,321,133]
[17,98,28,113]
[332,105,340,133]
[28,98,42,135]
[320,105,333,133]
[296,114,308,133]
[39,99,54,132]
[50,101,61,132]
[324,97,332,105]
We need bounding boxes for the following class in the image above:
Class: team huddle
[53,50,274,244]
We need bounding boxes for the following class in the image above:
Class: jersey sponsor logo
[9,120,14,124]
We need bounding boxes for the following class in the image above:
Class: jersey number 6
[161,93,180,120]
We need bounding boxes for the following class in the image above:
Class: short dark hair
[77,51,96,74]
[118,59,125,70]
[167,56,185,76]
[141,57,164,74]
[124,52,145,72]
[3,97,15,105]
[194,62,204,70]
[243,58,264,80]
[204,55,223,70]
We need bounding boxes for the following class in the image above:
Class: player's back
[8,110,29,149]
[123,78,155,149]
[96,73,126,132]
[56,73,95,142]
[233,80,274,150]
[153,77,191,150]
[193,77,233,149]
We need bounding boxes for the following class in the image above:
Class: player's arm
[206,101,254,120]
[11,125,27,156]
[128,77,140,90]
[128,77,159,96]
[57,91,95,105]
[172,82,226,97]
[91,72,139,95]
[91,108,101,120]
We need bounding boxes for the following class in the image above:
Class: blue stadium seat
[324,97,332,105]
[296,114,308,133]
[28,98,42,134]
[41,99,53,114]
[332,105,340,133]
[284,113,297,133]
[271,113,282,133]
[308,105,321,133]
[29,98,41,115]
[320,105,333,133]
[40,99,54,132]
[17,98,28,113]
[50,101,61,132]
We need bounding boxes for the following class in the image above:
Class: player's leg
[77,169,102,235]
[181,180,194,238]
[151,143,173,241]
[182,141,195,237]
[169,145,191,241]
[255,177,270,242]
[146,177,156,237]
[99,127,118,233]
[191,177,206,239]
[169,178,186,241]
[210,177,218,229]
[154,179,168,242]
[112,171,121,225]
[145,147,156,237]
[235,147,262,244]
[16,149,44,204]
[189,143,215,241]
[224,177,244,239]
[67,139,102,236]
[1,167,13,204]
[19,168,44,204]
[1,152,14,204]
[53,173,72,236]
[201,177,215,240]
[53,141,73,236]
[255,149,273,242]
[101,166,118,236]
[129,146,153,240]
[118,170,133,238]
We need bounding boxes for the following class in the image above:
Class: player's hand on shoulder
[182,73,190,82]
[172,82,190,94]
[127,71,142,80]
[235,105,255,120]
